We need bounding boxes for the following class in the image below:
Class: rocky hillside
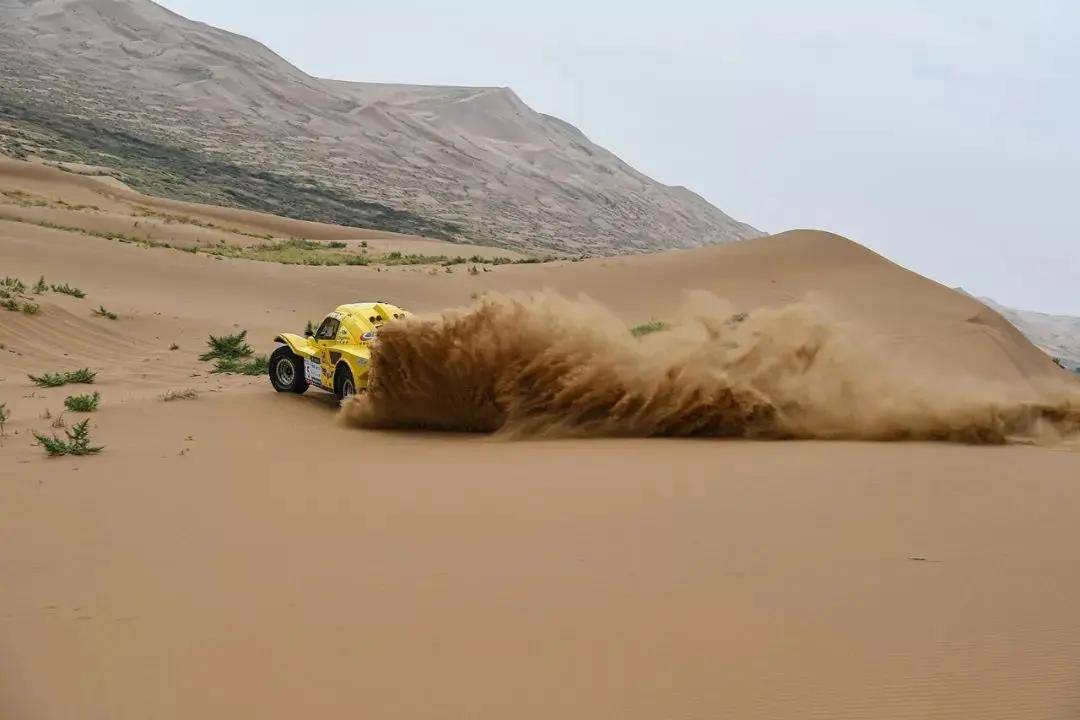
[0,0,761,253]
[978,297,1080,372]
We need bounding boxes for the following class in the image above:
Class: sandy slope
[2,178,1080,718]
[0,159,521,258]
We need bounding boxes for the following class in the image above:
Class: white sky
[158,0,1080,314]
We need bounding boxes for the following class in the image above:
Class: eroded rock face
[0,0,762,254]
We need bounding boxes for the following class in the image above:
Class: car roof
[336,301,404,313]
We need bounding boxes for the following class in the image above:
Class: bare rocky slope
[0,0,762,253]
[978,296,1080,372]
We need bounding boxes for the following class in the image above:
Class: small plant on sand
[211,354,269,376]
[64,391,101,412]
[304,320,317,336]
[1,277,26,295]
[0,277,37,313]
[33,276,48,294]
[160,388,199,402]
[0,402,8,438]
[33,418,103,457]
[199,329,267,375]
[199,330,253,362]
[92,305,118,320]
[50,283,86,298]
[630,320,667,337]
[28,368,97,387]
[328,241,347,249]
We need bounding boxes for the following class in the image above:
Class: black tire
[333,362,357,401]
[269,346,307,394]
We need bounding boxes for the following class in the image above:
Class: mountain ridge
[0,0,762,253]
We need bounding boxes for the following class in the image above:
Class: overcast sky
[157,0,1079,314]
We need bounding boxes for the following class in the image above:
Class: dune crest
[342,291,1080,443]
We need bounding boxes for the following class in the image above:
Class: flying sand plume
[341,291,1080,444]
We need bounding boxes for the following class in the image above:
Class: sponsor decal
[361,331,378,342]
[304,357,323,386]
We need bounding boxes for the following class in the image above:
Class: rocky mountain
[977,297,1080,372]
[0,0,762,253]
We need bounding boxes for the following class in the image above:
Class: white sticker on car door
[304,357,323,386]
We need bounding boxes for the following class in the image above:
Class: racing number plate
[304,357,322,386]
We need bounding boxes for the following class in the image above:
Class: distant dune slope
[0,0,761,253]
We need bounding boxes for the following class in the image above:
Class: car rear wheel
[270,346,307,394]
[334,363,356,401]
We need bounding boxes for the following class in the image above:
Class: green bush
[199,329,266,375]
[199,330,252,361]
[50,282,86,298]
[211,354,268,376]
[92,305,118,320]
[630,320,667,337]
[64,391,101,412]
[33,418,103,456]
[28,368,96,387]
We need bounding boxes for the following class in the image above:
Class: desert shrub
[50,282,86,298]
[92,305,118,320]
[199,329,265,374]
[328,241,347,249]
[630,320,667,337]
[20,301,39,314]
[33,418,103,456]
[33,276,48,294]
[1,277,26,294]
[199,330,252,362]
[28,368,96,387]
[160,388,199,402]
[211,355,268,376]
[64,391,100,412]
[304,320,317,336]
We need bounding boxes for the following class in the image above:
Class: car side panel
[327,345,372,390]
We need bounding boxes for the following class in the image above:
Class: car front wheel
[269,346,308,394]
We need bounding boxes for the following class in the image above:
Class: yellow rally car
[269,301,410,399]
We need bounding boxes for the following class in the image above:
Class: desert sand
[2,160,1080,719]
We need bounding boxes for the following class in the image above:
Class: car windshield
[315,317,340,340]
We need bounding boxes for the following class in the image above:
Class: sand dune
[2,174,1080,719]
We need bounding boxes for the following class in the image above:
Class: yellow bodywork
[274,301,409,394]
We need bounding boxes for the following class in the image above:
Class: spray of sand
[340,291,1080,443]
